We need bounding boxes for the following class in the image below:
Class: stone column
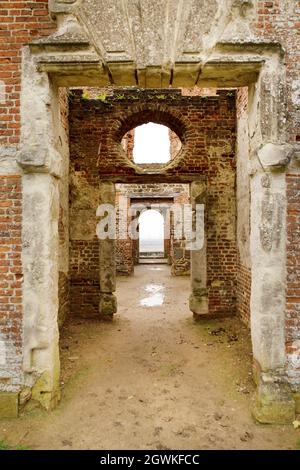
[21,173,61,410]
[13,48,63,412]
[189,181,208,318]
[248,62,296,423]
[250,162,295,424]
[98,181,117,319]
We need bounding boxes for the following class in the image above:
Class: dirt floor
[1,264,300,450]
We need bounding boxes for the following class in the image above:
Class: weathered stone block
[99,240,116,293]
[31,371,61,411]
[252,381,295,424]
[17,147,62,178]
[257,143,293,170]
[189,292,209,316]
[99,293,117,319]
[0,392,19,419]
[293,392,300,414]
[19,387,32,408]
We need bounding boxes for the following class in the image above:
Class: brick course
[236,87,251,325]
[286,175,300,360]
[0,175,22,391]
[0,1,55,145]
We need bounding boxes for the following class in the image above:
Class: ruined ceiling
[34,1,273,87]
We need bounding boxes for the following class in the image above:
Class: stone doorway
[15,80,298,423]
[1,1,299,424]
[138,210,165,261]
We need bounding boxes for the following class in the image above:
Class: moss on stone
[99,293,117,319]
[31,368,61,411]
[252,382,295,424]
[0,392,19,419]
[293,391,300,414]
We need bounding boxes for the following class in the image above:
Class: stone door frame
[15,27,299,420]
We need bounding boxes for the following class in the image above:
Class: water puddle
[140,283,165,307]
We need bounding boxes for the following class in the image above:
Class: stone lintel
[137,67,171,88]
[108,62,137,87]
[35,56,108,87]
[215,40,285,56]
[172,62,201,88]
[198,60,263,87]
[29,40,91,54]
[99,175,207,185]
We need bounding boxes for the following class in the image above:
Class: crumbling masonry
[0,0,300,423]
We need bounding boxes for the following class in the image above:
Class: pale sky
[133,123,170,164]
[139,210,164,252]
[133,124,168,251]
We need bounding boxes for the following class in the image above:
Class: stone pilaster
[188,181,208,319]
[249,169,295,423]
[98,181,117,320]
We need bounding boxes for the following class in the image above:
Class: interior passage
[1,265,298,450]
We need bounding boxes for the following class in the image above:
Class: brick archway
[115,106,187,171]
[116,106,187,144]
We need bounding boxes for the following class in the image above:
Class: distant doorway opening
[139,210,165,261]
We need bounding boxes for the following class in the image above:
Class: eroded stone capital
[257,142,294,171]
[17,147,62,178]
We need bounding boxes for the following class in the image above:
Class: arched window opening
[139,210,164,256]
[133,123,170,164]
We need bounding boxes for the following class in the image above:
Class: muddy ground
[1,265,299,450]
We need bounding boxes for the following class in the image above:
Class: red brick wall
[57,88,70,327]
[254,1,300,384]
[69,239,100,317]
[0,1,55,391]
[0,1,55,145]
[236,255,251,326]
[116,238,134,275]
[69,89,237,317]
[286,174,300,385]
[171,189,190,276]
[169,130,181,160]
[236,87,248,122]
[116,192,134,276]
[236,87,251,325]
[254,1,300,143]
[69,88,236,178]
[0,175,22,390]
